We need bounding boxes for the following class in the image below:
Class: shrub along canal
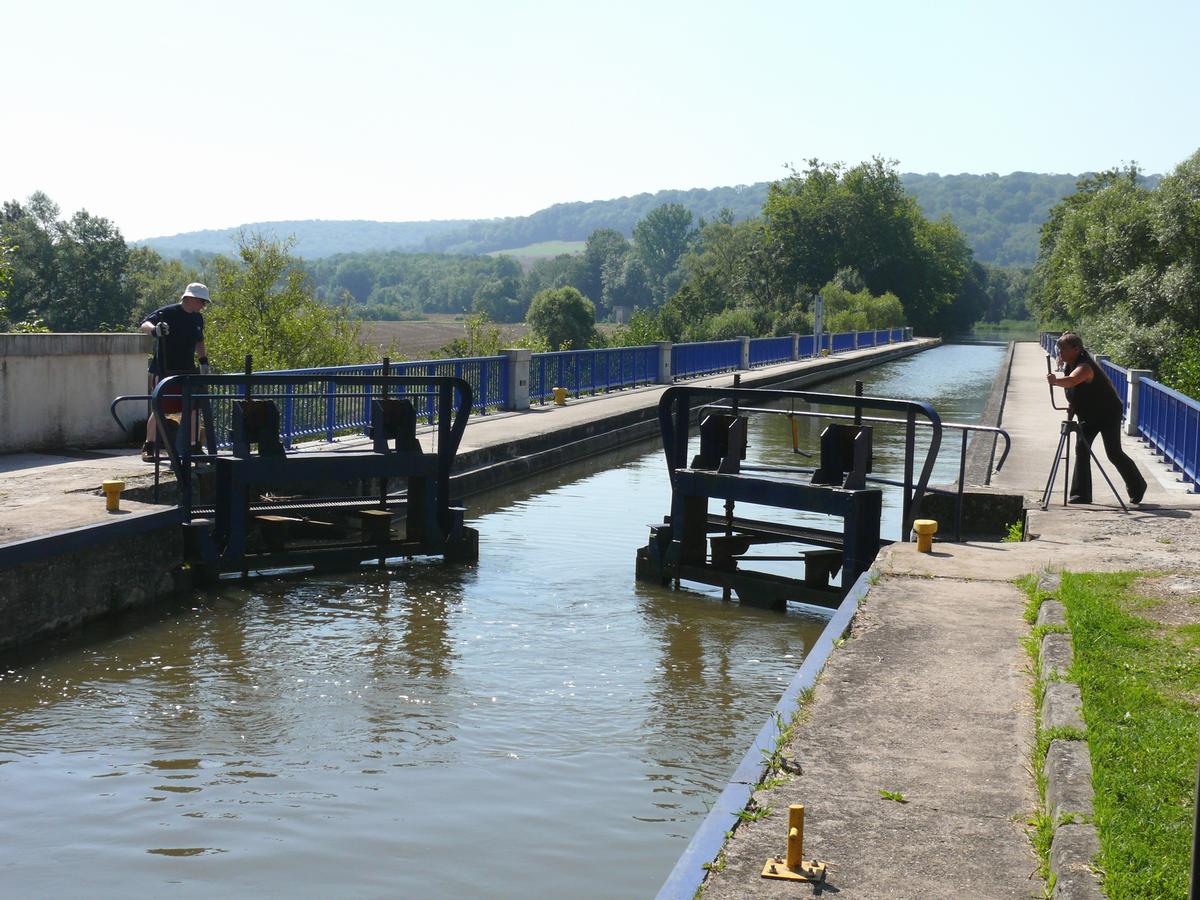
[0,343,1003,897]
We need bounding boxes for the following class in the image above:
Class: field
[357,315,531,359]
[357,315,622,360]
[485,240,586,268]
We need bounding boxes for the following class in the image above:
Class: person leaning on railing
[138,282,211,462]
[1047,332,1147,505]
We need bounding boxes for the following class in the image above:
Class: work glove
[152,322,170,337]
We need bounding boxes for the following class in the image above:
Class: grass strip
[1057,572,1199,899]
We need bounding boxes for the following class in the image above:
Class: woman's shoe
[1129,482,1147,504]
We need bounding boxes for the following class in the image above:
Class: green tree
[125,246,201,324]
[581,228,630,312]
[0,193,134,330]
[526,286,596,350]
[633,203,696,300]
[205,232,370,371]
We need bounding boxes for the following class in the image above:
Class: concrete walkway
[698,342,1200,898]
[0,340,933,545]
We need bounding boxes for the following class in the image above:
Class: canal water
[0,343,1003,897]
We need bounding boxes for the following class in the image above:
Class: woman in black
[1046,332,1147,504]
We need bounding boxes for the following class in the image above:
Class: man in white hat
[138,283,211,461]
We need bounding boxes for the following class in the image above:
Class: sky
[5,0,1198,240]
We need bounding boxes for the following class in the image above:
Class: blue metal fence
[748,336,794,368]
[1137,377,1200,490]
[207,356,507,450]
[529,345,659,403]
[1099,358,1130,421]
[831,332,855,353]
[671,340,743,379]
[197,327,914,446]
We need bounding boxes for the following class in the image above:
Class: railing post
[1127,369,1151,436]
[502,348,531,411]
[853,331,861,350]
[739,336,751,370]
[655,341,673,384]
[906,326,913,342]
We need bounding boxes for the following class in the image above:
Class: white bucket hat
[181,282,211,303]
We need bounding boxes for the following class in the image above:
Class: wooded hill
[137,171,1161,267]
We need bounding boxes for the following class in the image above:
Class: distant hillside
[422,184,769,255]
[137,218,470,259]
[138,172,1162,267]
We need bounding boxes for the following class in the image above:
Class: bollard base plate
[761,857,827,882]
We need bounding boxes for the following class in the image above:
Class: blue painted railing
[1137,377,1200,490]
[1099,358,1130,421]
[529,345,658,404]
[748,336,794,368]
[207,356,507,450]
[199,328,915,446]
[829,332,853,353]
[671,340,742,379]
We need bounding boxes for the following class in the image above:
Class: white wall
[1,333,152,452]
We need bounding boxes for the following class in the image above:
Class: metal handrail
[149,372,474,518]
[700,403,1011,540]
[659,385,942,540]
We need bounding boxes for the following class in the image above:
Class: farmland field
[357,316,531,359]
[358,315,621,360]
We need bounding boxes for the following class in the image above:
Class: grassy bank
[1052,572,1200,898]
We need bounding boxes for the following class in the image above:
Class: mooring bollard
[552,386,568,406]
[101,479,125,513]
[913,518,938,552]
[761,803,827,882]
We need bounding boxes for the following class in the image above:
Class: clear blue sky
[6,0,1198,239]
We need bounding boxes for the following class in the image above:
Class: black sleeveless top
[1065,355,1122,423]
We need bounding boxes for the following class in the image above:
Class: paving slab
[699,575,1037,899]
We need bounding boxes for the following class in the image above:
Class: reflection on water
[0,344,1000,897]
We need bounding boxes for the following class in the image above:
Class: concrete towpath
[0,340,934,546]
[697,341,1200,898]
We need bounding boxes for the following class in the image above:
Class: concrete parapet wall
[0,333,152,452]
[0,514,184,655]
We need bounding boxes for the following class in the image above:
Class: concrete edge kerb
[654,569,875,900]
[965,340,1017,486]
[1032,591,1103,899]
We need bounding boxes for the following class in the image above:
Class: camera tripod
[1041,352,1127,512]
[1040,418,1128,512]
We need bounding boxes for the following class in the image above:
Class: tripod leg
[1041,430,1070,511]
[1089,446,1129,512]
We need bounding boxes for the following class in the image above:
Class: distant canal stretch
[0,343,1002,897]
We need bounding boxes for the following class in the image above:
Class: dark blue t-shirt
[147,304,205,374]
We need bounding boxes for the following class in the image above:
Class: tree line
[2,159,1023,368]
[1029,150,1200,397]
[139,173,1130,269]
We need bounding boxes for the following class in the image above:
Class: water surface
[0,343,1002,897]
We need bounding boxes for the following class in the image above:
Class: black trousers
[1070,416,1147,501]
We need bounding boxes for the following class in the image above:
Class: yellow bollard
[913,518,938,552]
[552,386,568,406]
[761,803,827,882]
[101,479,125,513]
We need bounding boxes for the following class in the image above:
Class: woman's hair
[1056,332,1083,352]
[1056,332,1119,398]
